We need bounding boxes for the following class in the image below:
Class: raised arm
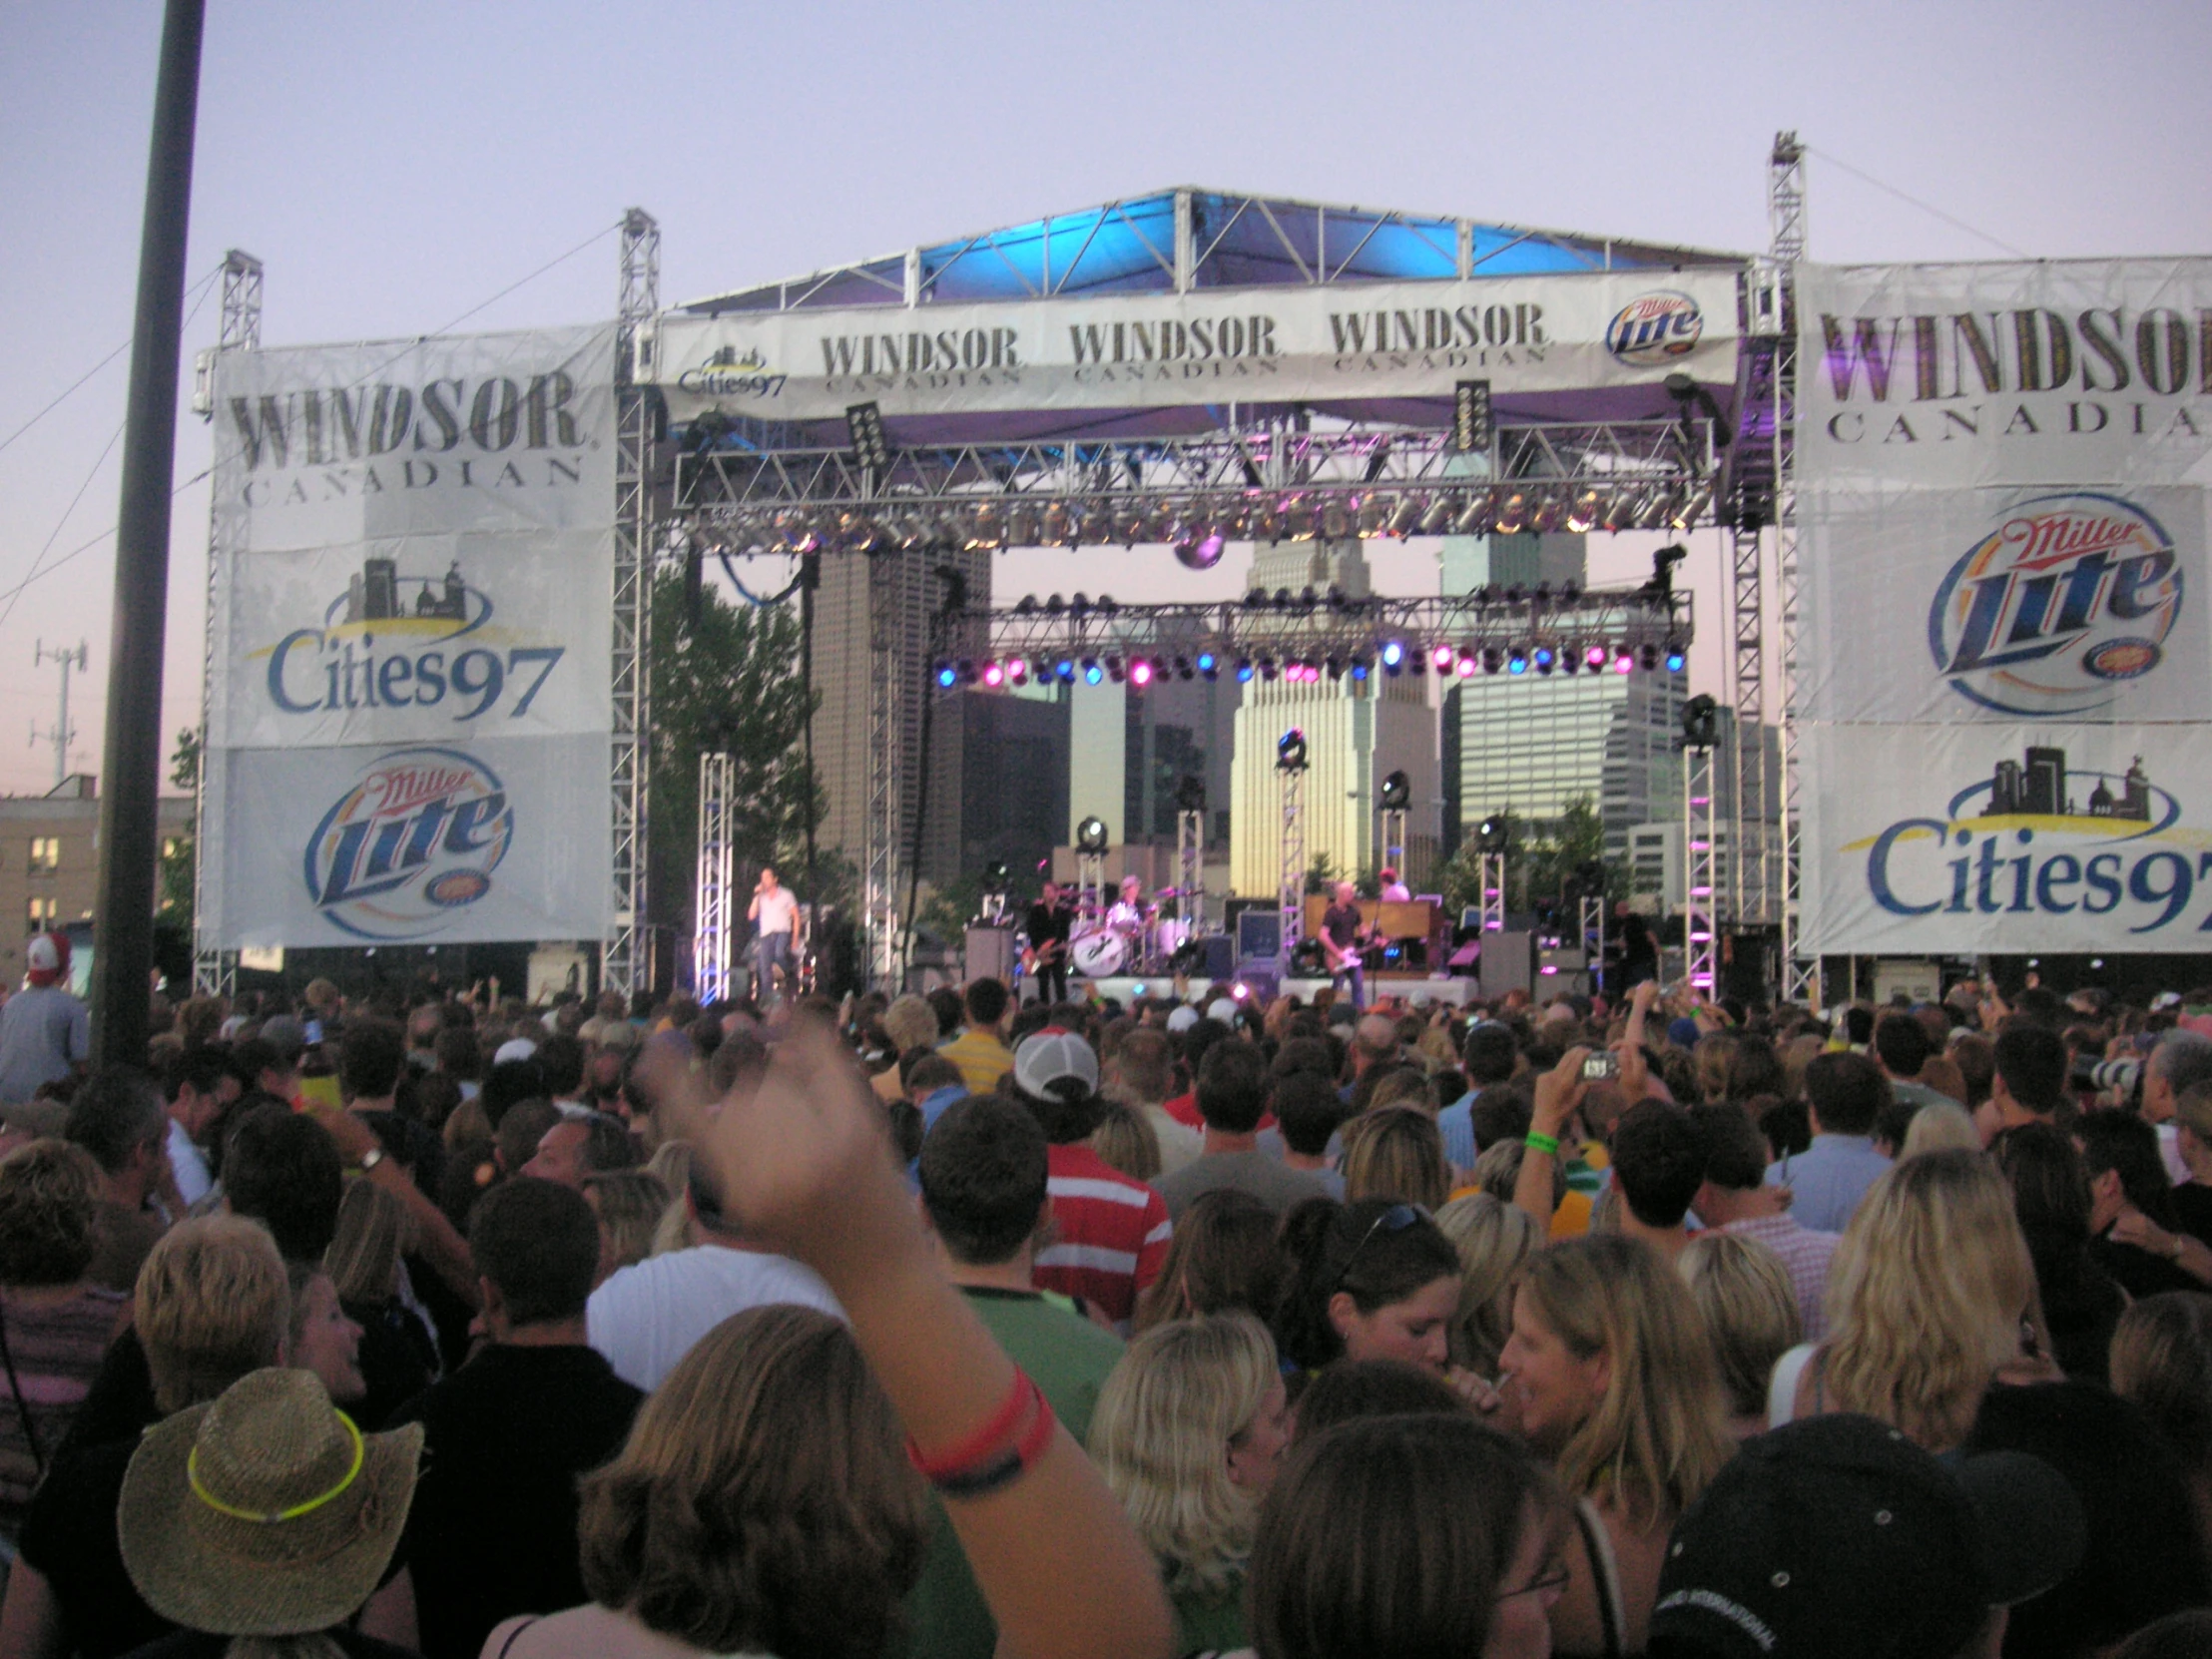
[640,1028,1174,1659]
[1513,1048,1591,1230]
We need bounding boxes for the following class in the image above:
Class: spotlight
[1567,488,1605,533]
[1476,815,1510,854]
[1614,646,1635,675]
[1198,652,1219,680]
[1056,657,1077,683]
[1533,646,1555,674]
[1007,656,1029,683]
[1173,656,1193,681]
[1082,659,1104,685]
[1350,658,1371,681]
[957,659,977,684]
[1259,657,1279,681]
[1381,640,1405,670]
[982,660,1005,688]
[1175,531,1227,571]
[1076,816,1111,853]
[1559,649,1580,675]
[1456,655,1478,679]
[1482,647,1503,674]
[1432,644,1456,672]
[1639,644,1660,672]
[1585,645,1609,670]
[1129,658,1154,688]
[1277,729,1310,773]
[1494,491,1528,534]
[1419,497,1456,536]
[934,661,957,689]
[1665,642,1688,673]
[1387,496,1423,537]
[844,401,892,474]
[1235,658,1255,683]
[1175,774,1207,812]
[1381,770,1411,810]
[981,859,1011,891]
[1452,492,1492,537]
[1106,655,1126,683]
[1322,500,1351,540]
[1507,648,1529,675]
[1681,694,1721,749]
[1325,656,1344,681]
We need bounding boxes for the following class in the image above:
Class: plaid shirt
[1720,1212,1841,1344]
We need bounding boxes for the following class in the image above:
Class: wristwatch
[357,1145,387,1174]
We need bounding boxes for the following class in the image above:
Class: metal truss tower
[693,751,736,1003]
[1478,854,1505,935]
[1765,135,1816,1001]
[864,555,907,988]
[605,209,659,1001]
[1176,809,1205,935]
[1684,744,1720,993]
[1277,762,1306,967]
[190,249,262,998]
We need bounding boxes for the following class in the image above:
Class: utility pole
[31,641,88,790]
[91,0,205,1064]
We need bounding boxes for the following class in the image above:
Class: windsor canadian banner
[1797,258,2212,954]
[200,324,617,947]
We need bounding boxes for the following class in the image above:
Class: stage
[1046,973,1487,1009]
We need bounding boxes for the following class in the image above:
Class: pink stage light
[1129,659,1154,687]
[981,661,1005,688]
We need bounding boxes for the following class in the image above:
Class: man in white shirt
[163,1045,237,1209]
[747,865,801,1003]
[586,1163,839,1389]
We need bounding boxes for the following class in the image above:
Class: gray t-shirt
[0,985,89,1104]
[1153,1148,1329,1222]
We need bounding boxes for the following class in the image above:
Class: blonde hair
[1900,1099,1980,1160]
[1474,1139,1566,1214]
[645,1140,697,1255]
[323,1178,411,1304]
[1088,1313,1279,1597]
[1433,1193,1541,1373]
[1679,1233,1801,1419]
[584,1170,671,1277]
[0,1138,103,1287]
[1341,1107,1448,1210]
[1513,1235,1731,1526]
[1823,1148,2033,1450]
[136,1215,290,1414]
[441,1095,493,1151]
[1089,1100,1163,1184]
[2110,1292,2212,1467]
[881,994,938,1055]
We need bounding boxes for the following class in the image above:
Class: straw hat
[120,1369,423,1636]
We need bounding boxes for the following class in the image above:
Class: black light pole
[92,0,206,1066]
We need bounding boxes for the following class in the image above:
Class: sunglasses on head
[1334,1202,1426,1291]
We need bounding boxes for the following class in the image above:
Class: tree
[160,728,201,933]
[645,571,823,947]
[1303,851,1341,896]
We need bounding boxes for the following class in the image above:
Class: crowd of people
[0,943,2208,1658]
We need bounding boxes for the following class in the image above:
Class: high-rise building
[813,546,991,887]
[1066,669,1240,855]
[1627,709,1784,922]
[1228,541,1439,897]
[1437,527,1686,862]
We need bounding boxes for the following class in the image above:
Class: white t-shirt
[167,1117,213,1209]
[752,885,800,937]
[586,1243,840,1390]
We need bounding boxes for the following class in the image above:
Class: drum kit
[1046,889,1196,979]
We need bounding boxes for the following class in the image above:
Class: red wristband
[906,1371,1036,1482]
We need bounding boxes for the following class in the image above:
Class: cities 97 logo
[304,748,512,939]
[1929,491,2180,717]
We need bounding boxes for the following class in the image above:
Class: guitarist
[1024,880,1074,1005]
[1317,878,1376,1010]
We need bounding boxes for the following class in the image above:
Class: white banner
[203,326,617,949]
[1800,723,2212,954]
[201,738,612,947]
[652,270,1741,423]
[1796,483,2207,723]
[1796,259,2212,954]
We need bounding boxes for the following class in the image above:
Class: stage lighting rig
[1176,774,1208,813]
[1380,771,1410,811]
[1476,816,1511,855]
[1277,729,1310,773]
[844,401,892,475]
[1076,817,1111,854]
[1680,694,1721,750]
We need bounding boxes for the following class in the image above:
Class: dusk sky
[1,0,2205,796]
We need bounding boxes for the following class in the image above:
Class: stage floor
[1059,973,1486,1008]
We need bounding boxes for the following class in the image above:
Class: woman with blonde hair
[1771,1147,2049,1452]
[1677,1232,1800,1440]
[1499,1233,1731,1657]
[1900,1098,1979,1159]
[1341,1106,1449,1210]
[582,1169,672,1283]
[323,1178,436,1424]
[1087,1312,1289,1653]
[2110,1292,2212,1556]
[1433,1192,1540,1377]
[1087,1100,1163,1184]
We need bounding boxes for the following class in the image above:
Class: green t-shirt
[898,1287,1126,1659]
[1172,1577,1249,1654]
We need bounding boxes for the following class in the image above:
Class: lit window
[26,897,55,927]
[28,837,58,873]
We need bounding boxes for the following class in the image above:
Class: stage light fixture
[1055,657,1076,683]
[1321,499,1351,541]
[1173,656,1192,681]
[1451,492,1492,537]
[1615,651,1635,675]
[844,401,892,474]
[1482,647,1503,675]
[1586,645,1609,671]
[1325,657,1344,681]
[1277,728,1310,773]
[934,661,957,689]
[1665,644,1688,674]
[1129,658,1154,688]
[1381,640,1405,670]
[1477,815,1510,854]
[1681,694,1721,749]
[1420,496,1457,536]
[981,859,1011,892]
[1285,499,1317,541]
[1197,651,1219,680]
[1358,495,1387,537]
[957,659,977,684]
[1456,654,1478,679]
[1175,774,1207,812]
[1381,770,1411,810]
[1639,645,1660,672]
[1076,816,1110,854]
[1388,496,1424,537]
[1007,657,1029,684]
[1175,530,1227,571]
[1259,656,1279,682]
[1507,649,1529,675]
[1533,646,1555,674]
[1432,644,1456,672]
[1559,649,1580,676]
[1494,491,1528,534]
[1635,490,1676,531]
[1042,501,1071,543]
[1350,658,1371,681]
[1082,659,1104,686]
[1106,655,1126,683]
[982,660,1005,688]
[1235,658,1255,683]
[1532,494,1565,533]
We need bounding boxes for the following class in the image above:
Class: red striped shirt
[1035,1145,1171,1328]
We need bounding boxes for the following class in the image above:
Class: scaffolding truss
[693,752,737,1002]
[1684,745,1720,993]
[1766,135,1815,1002]
[605,209,660,999]
[1176,809,1205,933]
[191,250,264,998]
[1278,762,1306,967]
[864,556,908,988]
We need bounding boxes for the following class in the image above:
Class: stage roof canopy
[678,187,1748,315]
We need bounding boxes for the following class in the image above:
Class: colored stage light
[1129,658,1154,688]
[1381,640,1405,669]
[981,661,1005,688]
[1507,649,1528,675]
[1533,646,1555,674]
[1235,659,1254,683]
[1350,657,1371,681]
[1197,652,1218,680]
[1082,659,1103,685]
[1432,644,1456,672]
[1277,729,1309,772]
[1665,642,1688,673]
[1456,655,1477,679]
[1055,658,1076,682]
[1007,657,1028,683]
[934,662,957,688]
[1614,649,1635,674]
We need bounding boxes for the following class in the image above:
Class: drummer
[1106,873,1148,937]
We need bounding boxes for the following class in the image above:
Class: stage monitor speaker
[1235,909,1283,961]
[1190,933,1236,984]
[964,925,1016,986]
[1479,929,1533,998]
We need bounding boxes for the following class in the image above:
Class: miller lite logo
[1605,291,1704,366]
[304,747,512,939]
[1929,491,2180,716]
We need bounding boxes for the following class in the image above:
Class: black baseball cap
[1648,1414,2084,1659]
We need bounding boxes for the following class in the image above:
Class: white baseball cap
[1013,1027,1099,1102]
[493,1037,539,1065]
[1165,1004,1199,1033]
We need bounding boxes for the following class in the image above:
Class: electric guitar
[1316,923,1378,974]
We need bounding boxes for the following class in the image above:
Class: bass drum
[1070,927,1127,979]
